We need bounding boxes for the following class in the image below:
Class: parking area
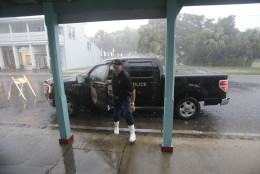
[0,73,260,173]
[1,74,260,135]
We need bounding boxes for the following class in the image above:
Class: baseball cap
[112,59,123,67]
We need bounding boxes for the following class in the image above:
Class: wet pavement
[1,73,260,134]
[0,124,259,174]
[0,72,260,173]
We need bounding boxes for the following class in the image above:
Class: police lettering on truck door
[129,61,160,106]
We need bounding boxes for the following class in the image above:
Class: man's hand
[129,104,135,113]
[106,80,112,85]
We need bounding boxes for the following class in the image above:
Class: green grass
[173,62,260,75]
[175,65,260,71]
[252,62,260,68]
[222,72,260,75]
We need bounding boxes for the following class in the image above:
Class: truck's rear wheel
[175,97,200,120]
[67,95,79,117]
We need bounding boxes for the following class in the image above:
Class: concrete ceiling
[0,0,260,24]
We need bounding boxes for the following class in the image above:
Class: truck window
[107,66,114,80]
[89,65,108,83]
[129,61,153,77]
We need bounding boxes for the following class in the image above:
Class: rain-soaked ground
[0,74,260,136]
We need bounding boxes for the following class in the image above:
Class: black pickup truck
[44,57,230,119]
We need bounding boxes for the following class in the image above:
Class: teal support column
[161,0,182,152]
[43,2,73,144]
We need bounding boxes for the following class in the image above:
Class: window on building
[36,26,45,32]
[87,42,91,51]
[0,24,9,33]
[58,26,64,35]
[28,21,45,32]
[11,22,26,33]
[68,26,75,39]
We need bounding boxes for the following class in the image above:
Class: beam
[58,8,165,24]
[54,0,165,13]
[178,0,260,6]
[0,0,165,20]
[161,1,182,152]
[43,2,73,144]
[1,0,260,23]
[0,4,43,17]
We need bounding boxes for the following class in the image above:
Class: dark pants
[113,95,134,126]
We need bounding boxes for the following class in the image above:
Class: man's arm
[130,89,136,104]
[129,89,136,113]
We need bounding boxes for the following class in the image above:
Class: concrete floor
[0,124,259,174]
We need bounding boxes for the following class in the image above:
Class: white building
[0,16,101,72]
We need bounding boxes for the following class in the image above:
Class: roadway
[0,73,260,137]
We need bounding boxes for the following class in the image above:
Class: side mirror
[77,75,85,84]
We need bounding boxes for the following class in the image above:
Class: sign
[19,47,28,53]
[8,75,36,101]
[14,78,28,84]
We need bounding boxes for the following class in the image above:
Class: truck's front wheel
[67,95,79,117]
[175,97,200,120]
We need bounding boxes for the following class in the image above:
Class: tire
[67,95,79,117]
[175,97,200,120]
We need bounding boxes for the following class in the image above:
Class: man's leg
[122,96,136,142]
[121,96,134,125]
[113,96,122,134]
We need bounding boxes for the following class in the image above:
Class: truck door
[88,64,109,110]
[128,60,161,106]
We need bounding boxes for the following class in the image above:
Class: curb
[1,121,260,140]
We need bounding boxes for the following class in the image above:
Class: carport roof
[0,0,260,24]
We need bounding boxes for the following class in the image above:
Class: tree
[111,27,138,56]
[92,30,114,57]
[92,14,260,66]
[176,14,260,67]
[200,22,230,66]
[241,28,260,66]
[176,14,207,65]
[137,19,166,63]
[91,28,138,59]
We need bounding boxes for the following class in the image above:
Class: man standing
[106,59,136,143]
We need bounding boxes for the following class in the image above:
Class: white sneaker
[114,121,119,135]
[128,124,136,143]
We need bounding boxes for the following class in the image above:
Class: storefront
[0,45,50,71]
[33,45,48,69]
[16,46,31,70]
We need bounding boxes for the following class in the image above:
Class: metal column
[0,48,6,70]
[161,0,182,152]
[43,2,73,144]
[45,44,51,69]
[29,45,37,70]
[12,45,20,70]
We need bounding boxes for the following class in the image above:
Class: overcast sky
[84,3,260,37]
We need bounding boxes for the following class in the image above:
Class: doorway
[2,47,16,70]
